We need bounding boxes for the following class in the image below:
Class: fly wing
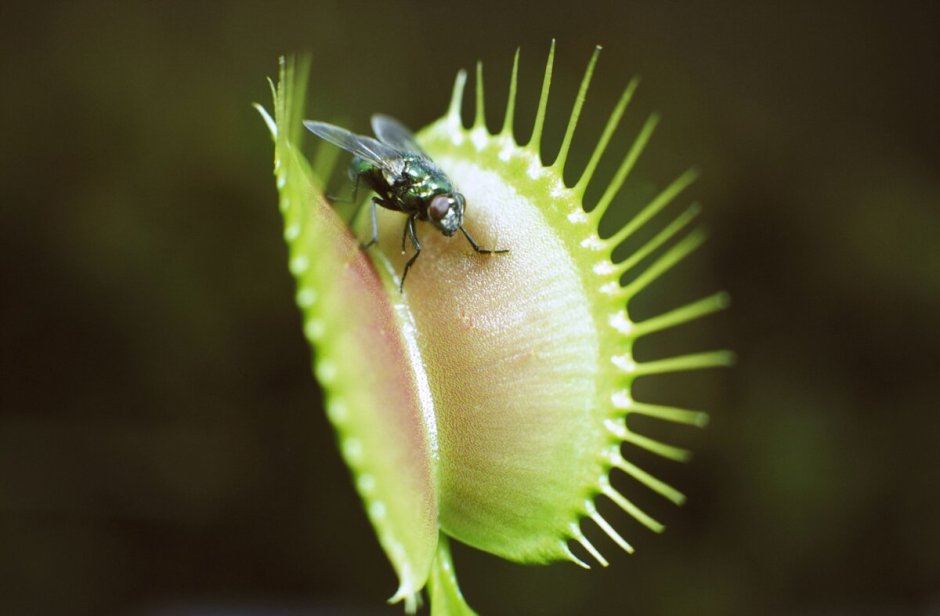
[371,114,430,159]
[303,120,403,171]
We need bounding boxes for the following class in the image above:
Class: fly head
[428,192,465,236]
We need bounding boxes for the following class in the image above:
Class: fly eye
[429,195,452,221]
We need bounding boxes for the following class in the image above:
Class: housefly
[303,114,508,290]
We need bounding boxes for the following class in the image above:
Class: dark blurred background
[2,1,939,614]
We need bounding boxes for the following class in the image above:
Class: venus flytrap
[257,45,731,615]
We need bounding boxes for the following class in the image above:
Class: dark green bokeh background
[2,2,938,614]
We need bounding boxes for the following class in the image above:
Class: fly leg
[360,197,381,249]
[341,174,378,249]
[334,177,382,251]
[400,214,410,253]
[357,195,395,250]
[458,225,510,255]
[399,215,421,292]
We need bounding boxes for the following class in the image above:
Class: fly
[303,114,509,290]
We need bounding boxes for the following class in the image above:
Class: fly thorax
[382,160,407,188]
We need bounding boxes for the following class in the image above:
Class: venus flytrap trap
[256,45,732,614]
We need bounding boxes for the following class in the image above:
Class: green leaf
[256,56,439,611]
